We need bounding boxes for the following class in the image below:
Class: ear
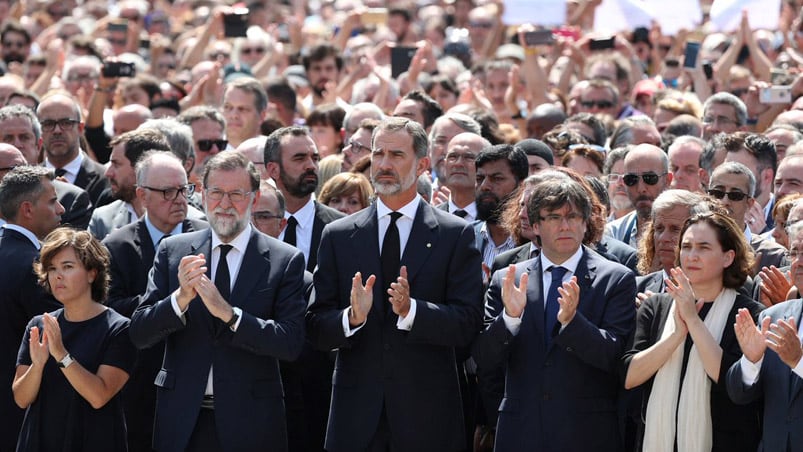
[251,187,261,209]
[266,161,281,181]
[87,268,98,284]
[416,156,430,178]
[746,196,755,208]
[664,171,673,186]
[699,168,709,189]
[722,249,735,269]
[135,186,146,202]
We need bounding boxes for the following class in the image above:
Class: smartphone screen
[683,42,700,69]
[391,46,417,79]
[589,37,615,51]
[223,12,249,38]
[524,30,554,46]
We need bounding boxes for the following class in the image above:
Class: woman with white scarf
[623,212,763,452]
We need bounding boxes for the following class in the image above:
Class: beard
[3,53,25,64]
[372,167,418,196]
[611,194,633,212]
[113,183,136,203]
[476,192,503,224]
[281,168,318,198]
[208,204,251,241]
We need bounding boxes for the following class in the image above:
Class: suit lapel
[526,258,546,351]
[189,231,216,334]
[230,230,267,309]
[134,220,156,268]
[352,205,383,316]
[787,300,803,403]
[308,201,325,272]
[401,202,437,285]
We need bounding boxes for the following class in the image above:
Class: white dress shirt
[45,151,84,184]
[279,197,315,267]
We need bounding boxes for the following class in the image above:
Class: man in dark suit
[435,132,489,221]
[727,220,803,451]
[103,152,207,452]
[264,126,345,272]
[0,105,94,229]
[37,92,109,205]
[0,166,64,452]
[307,117,483,451]
[129,152,306,452]
[473,178,636,451]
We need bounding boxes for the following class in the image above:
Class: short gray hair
[710,161,756,197]
[703,92,747,127]
[0,165,53,220]
[374,117,429,159]
[138,118,196,169]
[135,151,185,186]
[651,189,705,222]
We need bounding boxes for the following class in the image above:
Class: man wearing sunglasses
[708,162,786,274]
[577,78,620,119]
[607,144,672,248]
[177,106,228,187]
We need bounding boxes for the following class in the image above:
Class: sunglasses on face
[707,188,750,201]
[622,172,666,186]
[580,100,615,109]
[197,139,228,151]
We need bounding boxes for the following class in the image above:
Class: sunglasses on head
[707,189,750,201]
[580,100,614,109]
[197,139,228,152]
[622,172,665,186]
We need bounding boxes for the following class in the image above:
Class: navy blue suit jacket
[129,228,306,452]
[727,298,803,452]
[473,247,636,452]
[307,201,483,452]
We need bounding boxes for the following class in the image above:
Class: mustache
[374,170,398,179]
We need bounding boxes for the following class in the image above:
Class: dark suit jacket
[308,201,345,272]
[103,218,209,318]
[491,244,533,275]
[307,201,484,452]
[129,228,306,452]
[0,228,60,452]
[73,154,110,206]
[53,180,92,230]
[751,234,788,273]
[473,247,636,452]
[727,298,803,452]
[638,270,756,299]
[596,235,638,274]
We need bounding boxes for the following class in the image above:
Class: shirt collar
[377,195,421,221]
[211,223,252,254]
[45,151,83,179]
[540,246,583,274]
[2,223,40,249]
[285,197,315,228]
[448,198,477,217]
[144,214,183,248]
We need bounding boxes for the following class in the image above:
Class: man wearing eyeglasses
[130,151,306,452]
[708,162,786,273]
[251,181,286,238]
[607,144,672,248]
[436,133,490,222]
[701,92,747,140]
[342,118,378,171]
[37,92,109,205]
[102,151,208,451]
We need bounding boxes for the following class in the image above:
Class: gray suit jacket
[727,298,803,452]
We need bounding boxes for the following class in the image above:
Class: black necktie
[381,212,403,290]
[215,245,232,301]
[54,168,67,178]
[454,209,468,219]
[544,266,568,344]
[158,233,171,244]
[284,216,298,247]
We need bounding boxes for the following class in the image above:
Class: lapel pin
[426,243,432,248]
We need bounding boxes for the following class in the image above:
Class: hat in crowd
[515,139,554,166]
[223,63,254,83]
[633,79,664,98]
[495,44,525,63]
[283,65,309,88]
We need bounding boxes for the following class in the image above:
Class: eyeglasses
[607,173,622,183]
[580,100,615,109]
[538,212,585,226]
[469,22,493,29]
[701,115,738,126]
[788,245,803,260]
[622,172,666,186]
[40,118,80,131]
[445,152,477,163]
[707,188,750,201]
[197,139,228,152]
[252,211,283,222]
[347,139,371,154]
[241,47,265,55]
[108,38,127,46]
[205,188,253,203]
[730,88,749,97]
[142,183,195,200]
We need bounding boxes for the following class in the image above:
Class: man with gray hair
[341,102,384,143]
[436,132,491,221]
[702,92,747,139]
[667,136,706,193]
[177,106,227,184]
[708,161,786,272]
[428,112,482,184]
[0,166,63,451]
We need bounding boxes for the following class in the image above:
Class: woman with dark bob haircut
[623,212,763,452]
[13,228,135,451]
[319,172,374,215]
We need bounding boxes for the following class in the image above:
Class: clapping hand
[556,277,580,326]
[666,267,702,322]
[388,266,411,318]
[734,308,770,363]
[501,265,528,318]
[349,272,375,326]
[766,317,803,369]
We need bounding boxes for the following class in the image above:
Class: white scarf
[643,288,737,452]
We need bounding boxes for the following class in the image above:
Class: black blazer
[73,154,110,206]
[102,217,209,318]
[596,235,638,274]
[0,228,60,452]
[491,244,533,275]
[53,180,92,230]
[473,247,636,452]
[307,201,484,452]
[129,228,307,452]
[308,201,345,272]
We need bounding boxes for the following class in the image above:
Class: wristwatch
[57,353,74,369]
[225,308,240,330]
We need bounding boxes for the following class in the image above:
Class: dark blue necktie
[215,245,232,301]
[544,266,568,344]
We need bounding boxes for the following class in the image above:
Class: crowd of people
[2,0,803,451]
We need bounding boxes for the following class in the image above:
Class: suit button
[566,346,573,352]
[384,343,390,350]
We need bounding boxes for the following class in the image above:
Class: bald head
[623,144,672,220]
[113,104,153,136]
[235,135,269,180]
[443,132,490,192]
[0,143,26,177]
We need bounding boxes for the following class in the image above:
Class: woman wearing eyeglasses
[624,212,763,452]
[12,228,135,451]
